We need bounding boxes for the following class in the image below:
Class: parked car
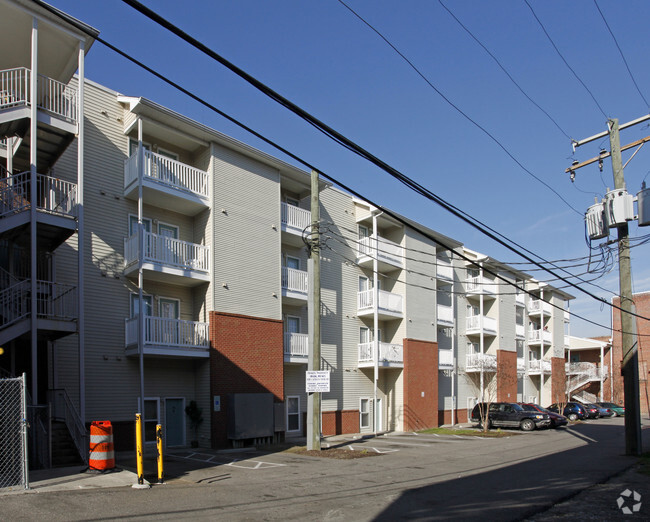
[471,402,551,431]
[582,403,600,418]
[520,403,568,428]
[596,402,625,417]
[589,403,615,418]
[546,402,586,421]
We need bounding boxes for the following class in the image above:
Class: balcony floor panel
[124,181,209,216]
[0,210,76,250]
[357,308,403,321]
[125,345,210,359]
[124,262,210,286]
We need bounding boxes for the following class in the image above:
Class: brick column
[403,338,438,431]
[209,311,284,447]
[496,350,517,401]
[551,357,567,405]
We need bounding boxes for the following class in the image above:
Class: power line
[593,0,650,111]
[438,0,573,141]
[524,0,609,120]
[335,0,582,216]
[34,0,650,324]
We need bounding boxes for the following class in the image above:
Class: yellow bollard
[135,413,144,485]
[156,424,164,484]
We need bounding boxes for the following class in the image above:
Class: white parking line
[226,459,286,470]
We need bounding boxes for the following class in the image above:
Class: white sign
[213,395,221,412]
[306,371,330,393]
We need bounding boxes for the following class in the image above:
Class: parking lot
[3,418,649,521]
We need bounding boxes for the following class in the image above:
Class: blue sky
[52,0,650,337]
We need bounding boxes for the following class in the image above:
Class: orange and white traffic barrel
[89,420,115,471]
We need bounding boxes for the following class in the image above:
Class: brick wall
[496,350,517,401]
[403,338,438,431]
[209,311,284,447]
[322,410,359,436]
[438,409,468,425]
[612,293,650,415]
[551,357,567,404]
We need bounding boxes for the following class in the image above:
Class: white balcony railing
[358,342,403,365]
[0,172,77,218]
[517,357,526,374]
[528,299,552,315]
[0,279,76,327]
[357,289,403,315]
[436,258,453,280]
[528,359,552,373]
[282,267,308,296]
[439,349,453,368]
[284,332,308,357]
[281,202,311,233]
[528,329,552,344]
[465,353,497,371]
[437,304,454,325]
[0,68,78,122]
[124,231,210,273]
[124,149,209,198]
[566,362,609,392]
[125,316,209,349]
[465,275,496,294]
[358,236,404,268]
[466,315,497,334]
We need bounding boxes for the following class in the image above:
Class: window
[137,397,159,444]
[359,276,370,292]
[285,197,300,207]
[285,316,300,334]
[468,342,480,354]
[286,396,300,432]
[360,327,371,345]
[285,256,300,270]
[158,223,179,239]
[129,215,152,236]
[358,225,369,239]
[360,398,370,429]
[128,138,151,156]
[130,294,152,317]
[157,148,179,161]
[516,307,524,325]
[467,305,479,317]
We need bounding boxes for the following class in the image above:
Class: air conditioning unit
[638,184,650,226]
[585,201,608,240]
[604,188,634,228]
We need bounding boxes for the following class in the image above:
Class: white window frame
[285,315,301,334]
[360,398,370,429]
[286,396,301,433]
[359,275,370,292]
[285,196,300,207]
[158,297,180,319]
[164,397,186,448]
[358,225,369,239]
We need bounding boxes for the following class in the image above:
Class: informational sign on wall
[305,371,330,393]
[213,395,221,412]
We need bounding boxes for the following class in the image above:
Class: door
[375,397,383,432]
[159,298,180,345]
[285,316,300,355]
[165,398,185,447]
[158,223,179,265]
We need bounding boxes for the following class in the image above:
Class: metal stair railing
[48,389,87,465]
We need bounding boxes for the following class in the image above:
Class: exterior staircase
[51,421,84,467]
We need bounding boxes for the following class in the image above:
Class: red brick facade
[209,311,284,447]
[438,409,468,425]
[496,350,518,401]
[612,293,650,415]
[551,357,567,404]
[322,410,360,436]
[403,338,438,431]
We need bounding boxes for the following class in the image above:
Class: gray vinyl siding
[497,270,516,352]
[404,227,437,342]
[211,143,281,320]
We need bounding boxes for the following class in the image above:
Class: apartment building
[565,335,611,405]
[0,1,575,465]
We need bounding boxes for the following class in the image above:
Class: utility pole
[569,116,647,456]
[307,169,321,451]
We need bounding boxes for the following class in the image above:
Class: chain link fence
[0,374,28,490]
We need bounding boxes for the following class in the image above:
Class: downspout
[137,118,145,442]
[451,256,456,425]
[77,40,86,426]
[30,17,38,403]
[372,211,381,434]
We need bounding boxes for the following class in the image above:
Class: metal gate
[0,374,28,490]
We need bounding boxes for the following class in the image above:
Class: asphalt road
[3,418,649,521]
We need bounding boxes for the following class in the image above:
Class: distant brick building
[611,292,650,416]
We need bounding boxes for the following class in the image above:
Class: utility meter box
[604,189,634,228]
[638,186,650,226]
[585,201,608,240]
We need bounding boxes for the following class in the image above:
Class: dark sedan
[520,403,568,428]
[588,403,615,418]
[582,403,600,419]
[547,402,586,421]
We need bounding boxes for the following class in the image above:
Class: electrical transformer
[585,201,608,240]
[604,188,634,228]
[638,185,650,226]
